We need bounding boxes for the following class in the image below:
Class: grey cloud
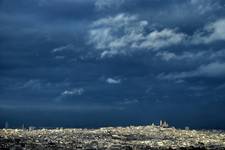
[156,52,177,61]
[95,0,125,10]
[197,62,225,77]
[106,78,121,84]
[14,79,55,91]
[156,51,206,62]
[88,15,225,59]
[192,18,225,44]
[20,80,42,90]
[52,44,75,53]
[156,49,225,63]
[117,99,139,105]
[159,62,225,80]
[62,88,84,96]
[209,49,225,59]
[190,0,222,15]
[54,88,85,102]
[137,29,186,50]
[188,86,207,91]
[88,13,186,58]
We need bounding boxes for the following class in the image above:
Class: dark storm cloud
[1,0,225,129]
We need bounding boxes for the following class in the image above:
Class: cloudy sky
[1,0,225,129]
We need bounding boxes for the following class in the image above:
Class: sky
[1,0,225,129]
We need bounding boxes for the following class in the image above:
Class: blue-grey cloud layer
[1,0,225,129]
